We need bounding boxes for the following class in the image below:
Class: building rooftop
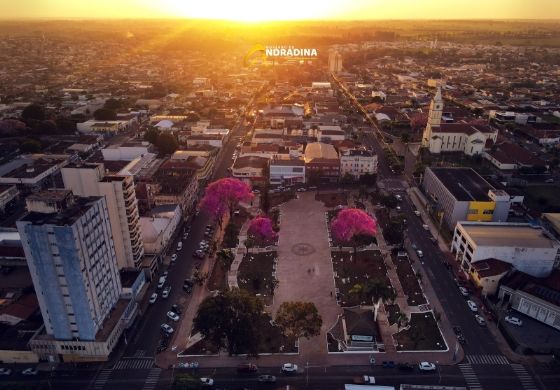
[304,142,339,163]
[429,167,494,201]
[458,222,559,248]
[472,258,513,278]
[19,196,103,226]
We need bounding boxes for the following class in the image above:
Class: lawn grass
[392,255,427,306]
[237,251,277,306]
[394,312,447,351]
[331,250,392,307]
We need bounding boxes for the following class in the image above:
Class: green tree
[193,289,264,356]
[103,98,123,110]
[275,301,322,340]
[400,133,411,144]
[244,236,255,255]
[144,128,160,144]
[37,120,58,134]
[172,374,201,390]
[93,108,117,120]
[20,139,41,153]
[380,194,398,209]
[186,112,200,122]
[21,104,45,121]
[155,132,179,155]
[358,173,377,187]
[216,249,235,269]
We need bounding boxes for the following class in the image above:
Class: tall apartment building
[17,193,122,341]
[61,163,144,269]
[328,50,343,73]
[340,149,378,178]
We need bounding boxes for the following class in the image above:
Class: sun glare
[160,0,342,22]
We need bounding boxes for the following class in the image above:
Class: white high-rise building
[17,193,122,341]
[328,51,343,73]
[61,163,144,269]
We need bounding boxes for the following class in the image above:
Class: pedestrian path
[91,368,112,390]
[511,363,538,390]
[458,363,483,390]
[113,357,154,370]
[466,354,509,365]
[142,368,162,390]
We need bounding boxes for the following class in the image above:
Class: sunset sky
[3,0,559,21]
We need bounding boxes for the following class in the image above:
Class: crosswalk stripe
[459,363,483,390]
[511,364,538,390]
[91,369,112,390]
[466,354,509,365]
[113,358,154,370]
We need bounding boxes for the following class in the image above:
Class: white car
[422,224,430,231]
[177,242,183,251]
[459,286,469,297]
[418,362,436,371]
[161,323,174,334]
[149,293,158,304]
[281,363,298,374]
[414,210,421,217]
[200,377,214,387]
[416,249,424,258]
[467,300,478,312]
[171,254,177,262]
[475,315,486,326]
[505,316,523,326]
[167,311,180,322]
[162,286,171,299]
[0,368,12,376]
[21,368,38,376]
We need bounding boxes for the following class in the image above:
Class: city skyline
[3,0,560,21]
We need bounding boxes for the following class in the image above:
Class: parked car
[149,293,158,304]
[177,242,183,251]
[160,323,174,334]
[381,361,395,368]
[296,188,306,192]
[171,304,182,315]
[182,233,189,239]
[237,363,258,374]
[21,368,38,376]
[252,189,260,194]
[162,271,168,278]
[418,362,436,372]
[0,368,12,376]
[258,374,276,383]
[397,362,414,371]
[422,224,430,231]
[200,377,214,387]
[475,315,486,326]
[467,300,478,312]
[505,316,523,326]
[162,286,171,299]
[545,178,554,183]
[457,334,467,345]
[414,210,421,217]
[157,276,166,289]
[171,254,177,262]
[459,286,469,297]
[193,250,205,259]
[416,249,424,258]
[281,363,298,374]
[353,375,376,384]
[167,311,180,322]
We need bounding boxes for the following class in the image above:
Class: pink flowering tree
[330,208,377,262]
[247,217,277,248]
[409,112,428,132]
[200,178,253,224]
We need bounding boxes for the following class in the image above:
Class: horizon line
[1,17,560,22]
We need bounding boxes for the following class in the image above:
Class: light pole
[306,361,309,387]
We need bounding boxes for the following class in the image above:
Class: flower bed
[394,312,447,351]
[331,250,392,307]
[392,255,426,306]
[237,251,277,306]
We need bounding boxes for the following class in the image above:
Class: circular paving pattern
[291,243,315,256]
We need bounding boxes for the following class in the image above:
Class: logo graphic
[244,44,318,67]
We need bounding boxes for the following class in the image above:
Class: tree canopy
[155,132,179,155]
[21,104,46,121]
[193,289,264,356]
[199,178,253,221]
[93,108,117,121]
[275,301,322,340]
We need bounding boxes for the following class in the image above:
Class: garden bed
[394,312,447,351]
[222,211,249,248]
[331,250,392,307]
[207,260,228,291]
[180,337,220,356]
[268,190,296,208]
[385,303,402,326]
[392,255,427,306]
[316,192,348,208]
[237,251,277,306]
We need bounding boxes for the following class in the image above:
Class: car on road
[395,194,402,201]
[21,368,38,376]
[167,311,180,322]
[0,368,12,376]
[457,334,467,345]
[281,363,298,374]
[193,250,205,259]
[182,233,188,239]
[176,241,183,251]
[252,189,260,194]
[237,363,258,374]
[162,286,171,299]
[296,188,306,192]
[381,361,395,368]
[149,293,158,304]
[414,210,421,217]
[467,300,478,312]
[157,276,166,289]
[422,224,430,231]
[545,178,554,183]
[397,363,414,371]
[160,323,174,334]
[396,206,401,211]
[416,249,424,258]
[258,374,276,383]
[418,362,436,372]
[171,304,182,315]
[162,271,168,278]
[459,286,469,297]
[171,254,177,262]
[505,316,523,326]
[475,314,486,326]
[200,377,214,387]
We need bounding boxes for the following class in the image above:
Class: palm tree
[395,312,409,331]
[365,278,394,321]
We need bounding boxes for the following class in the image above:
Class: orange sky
[3,0,559,20]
